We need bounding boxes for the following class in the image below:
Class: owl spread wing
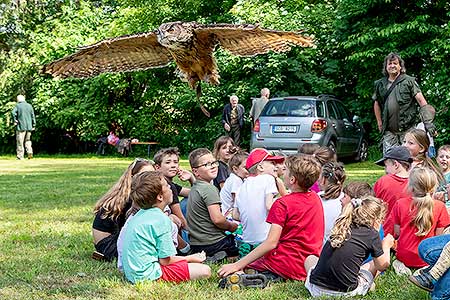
[193,23,314,57]
[42,32,173,78]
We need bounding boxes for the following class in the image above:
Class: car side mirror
[353,115,360,123]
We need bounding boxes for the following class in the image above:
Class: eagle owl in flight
[43,21,314,116]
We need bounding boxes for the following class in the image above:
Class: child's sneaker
[392,259,412,276]
[205,251,227,264]
[409,271,436,292]
[218,273,268,290]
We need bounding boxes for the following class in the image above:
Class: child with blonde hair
[391,167,450,274]
[318,161,346,243]
[305,196,394,297]
[436,145,450,207]
[92,158,154,261]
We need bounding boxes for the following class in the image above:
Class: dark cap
[375,146,413,166]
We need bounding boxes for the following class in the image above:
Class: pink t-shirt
[249,191,324,280]
[392,197,450,267]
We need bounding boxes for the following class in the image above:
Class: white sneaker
[392,259,412,276]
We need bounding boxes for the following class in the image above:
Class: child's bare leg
[304,255,319,273]
[361,261,379,278]
[188,263,211,280]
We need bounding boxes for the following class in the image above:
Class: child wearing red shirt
[217,154,324,287]
[373,146,412,234]
[392,167,450,270]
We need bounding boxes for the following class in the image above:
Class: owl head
[157,22,195,50]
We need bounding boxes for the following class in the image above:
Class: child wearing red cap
[218,153,325,286]
[232,148,284,257]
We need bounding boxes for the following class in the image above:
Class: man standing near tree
[12,94,35,160]
[222,95,244,146]
[373,52,435,154]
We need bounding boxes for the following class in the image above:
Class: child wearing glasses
[232,148,284,258]
[121,171,211,284]
[186,148,239,261]
[218,154,325,287]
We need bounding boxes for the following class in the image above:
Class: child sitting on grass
[218,154,324,286]
[92,158,154,261]
[233,148,284,258]
[186,148,239,260]
[121,171,211,283]
[373,146,412,233]
[305,196,394,297]
[318,161,346,244]
[219,151,249,216]
[154,147,193,254]
[389,167,450,275]
[436,145,450,207]
[213,136,236,191]
[409,230,450,299]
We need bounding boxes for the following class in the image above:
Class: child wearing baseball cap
[232,148,284,258]
[373,146,412,234]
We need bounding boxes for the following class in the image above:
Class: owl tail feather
[196,83,210,117]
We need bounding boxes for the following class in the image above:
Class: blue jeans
[418,234,450,300]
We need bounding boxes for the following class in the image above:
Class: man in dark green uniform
[11,95,36,159]
[373,52,429,154]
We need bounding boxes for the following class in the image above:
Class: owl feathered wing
[193,23,314,57]
[42,32,173,78]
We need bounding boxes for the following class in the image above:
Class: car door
[333,100,361,155]
[326,100,345,154]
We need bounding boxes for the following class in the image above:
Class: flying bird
[42,21,314,116]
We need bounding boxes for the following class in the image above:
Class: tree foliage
[0,0,449,154]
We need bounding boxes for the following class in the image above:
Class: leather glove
[424,122,437,137]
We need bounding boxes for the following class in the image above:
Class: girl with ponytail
[391,167,450,270]
[318,161,346,244]
[304,196,394,297]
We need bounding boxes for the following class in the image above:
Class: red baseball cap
[246,148,285,170]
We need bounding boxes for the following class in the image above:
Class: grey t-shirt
[186,180,226,245]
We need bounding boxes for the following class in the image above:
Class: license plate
[272,125,297,133]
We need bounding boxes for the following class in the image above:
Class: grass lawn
[0,156,429,300]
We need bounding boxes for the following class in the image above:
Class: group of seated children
[92,128,450,299]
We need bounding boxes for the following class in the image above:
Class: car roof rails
[317,94,338,99]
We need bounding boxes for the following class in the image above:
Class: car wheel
[327,140,337,155]
[355,139,368,162]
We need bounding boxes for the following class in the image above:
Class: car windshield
[261,99,317,117]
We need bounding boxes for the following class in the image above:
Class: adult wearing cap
[373,52,436,154]
[373,146,413,233]
[233,148,284,257]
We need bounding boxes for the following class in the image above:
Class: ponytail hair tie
[351,198,363,208]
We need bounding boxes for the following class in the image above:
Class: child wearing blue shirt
[121,171,211,283]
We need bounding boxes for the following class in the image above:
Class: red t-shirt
[374,174,410,234]
[250,191,325,280]
[392,197,450,267]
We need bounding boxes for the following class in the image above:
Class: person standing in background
[249,88,270,126]
[11,95,35,160]
[222,95,244,146]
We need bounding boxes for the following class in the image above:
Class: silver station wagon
[250,95,368,161]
